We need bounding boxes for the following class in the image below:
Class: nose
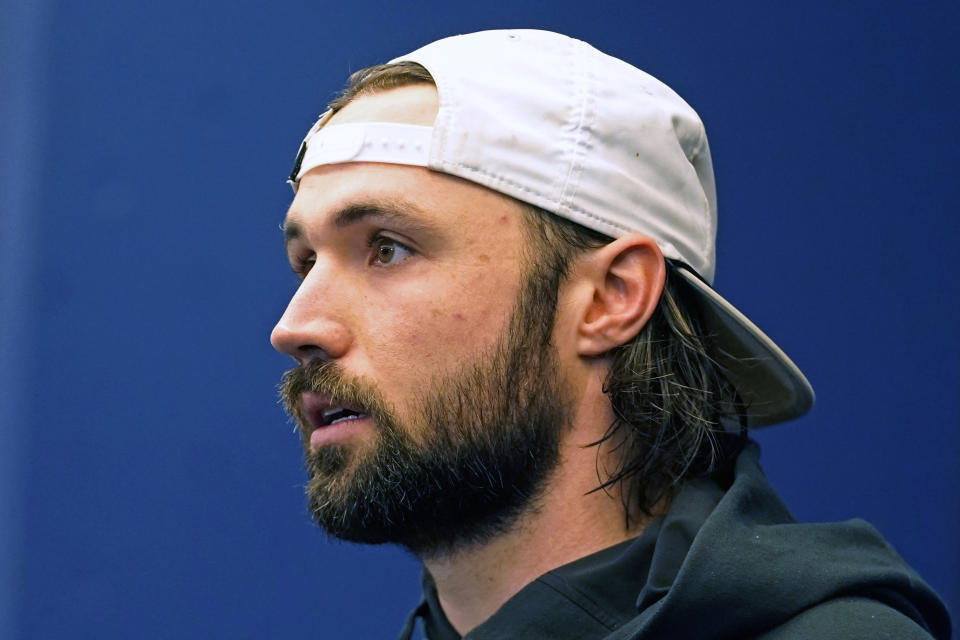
[270,270,353,365]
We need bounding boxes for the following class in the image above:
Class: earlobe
[576,235,665,357]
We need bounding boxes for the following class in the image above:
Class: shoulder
[753,596,941,640]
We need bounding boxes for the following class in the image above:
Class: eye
[369,234,413,266]
[291,254,315,279]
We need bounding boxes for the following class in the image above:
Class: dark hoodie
[399,442,951,639]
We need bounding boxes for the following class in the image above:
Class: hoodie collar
[401,442,950,639]
[402,461,728,639]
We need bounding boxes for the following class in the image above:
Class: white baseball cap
[288,29,814,427]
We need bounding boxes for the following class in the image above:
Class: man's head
[273,83,572,555]
[271,30,813,554]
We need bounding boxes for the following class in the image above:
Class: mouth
[320,406,366,425]
[300,392,371,445]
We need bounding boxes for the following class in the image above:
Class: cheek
[361,275,512,372]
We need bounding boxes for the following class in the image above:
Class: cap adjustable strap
[288,122,433,191]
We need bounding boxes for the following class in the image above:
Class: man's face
[271,85,573,556]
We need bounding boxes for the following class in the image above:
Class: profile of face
[271,85,573,557]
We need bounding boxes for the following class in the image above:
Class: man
[270,30,950,639]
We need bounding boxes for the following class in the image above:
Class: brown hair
[325,61,746,517]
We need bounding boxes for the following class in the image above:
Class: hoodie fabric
[398,442,951,639]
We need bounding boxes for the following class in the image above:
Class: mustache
[278,360,390,430]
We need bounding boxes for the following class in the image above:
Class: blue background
[1,2,957,638]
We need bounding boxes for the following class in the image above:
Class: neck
[421,380,652,636]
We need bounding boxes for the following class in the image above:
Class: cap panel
[579,48,716,281]
[393,29,717,282]
[396,30,578,211]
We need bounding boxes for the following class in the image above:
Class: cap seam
[556,38,593,221]
[688,122,712,264]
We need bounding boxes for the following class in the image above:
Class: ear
[575,235,665,357]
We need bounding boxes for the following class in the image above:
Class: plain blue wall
[2,1,957,638]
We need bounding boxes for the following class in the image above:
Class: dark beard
[278,268,570,558]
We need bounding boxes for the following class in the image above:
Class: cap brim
[673,265,815,427]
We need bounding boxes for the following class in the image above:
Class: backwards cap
[289,29,814,427]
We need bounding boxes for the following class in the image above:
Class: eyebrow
[282,199,442,250]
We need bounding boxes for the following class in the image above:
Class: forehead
[286,161,526,239]
[326,84,439,127]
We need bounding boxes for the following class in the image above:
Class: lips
[300,391,369,432]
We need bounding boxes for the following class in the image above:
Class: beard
[278,267,571,558]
